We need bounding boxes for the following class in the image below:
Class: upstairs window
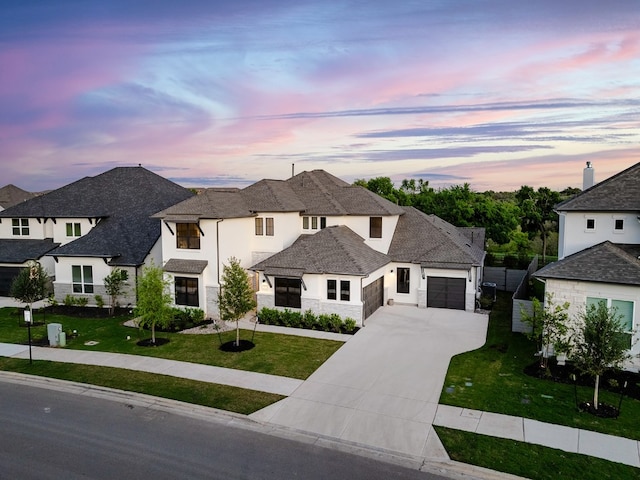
[585,218,595,231]
[265,217,274,236]
[397,267,410,294]
[615,219,624,231]
[12,218,29,236]
[303,216,326,231]
[176,223,200,249]
[66,222,81,237]
[72,265,94,294]
[369,217,382,238]
[255,218,264,235]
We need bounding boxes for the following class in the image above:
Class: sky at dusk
[2,1,639,193]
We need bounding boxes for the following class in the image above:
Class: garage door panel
[427,276,465,310]
[0,267,22,296]
[363,276,384,319]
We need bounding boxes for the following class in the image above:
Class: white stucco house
[0,167,193,304]
[153,170,486,325]
[534,162,640,363]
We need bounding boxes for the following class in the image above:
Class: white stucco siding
[0,216,46,239]
[52,257,112,304]
[559,211,640,259]
[387,263,420,305]
[544,278,640,356]
[51,218,97,245]
[326,215,399,254]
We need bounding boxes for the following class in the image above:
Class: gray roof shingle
[163,258,208,274]
[556,162,640,212]
[154,169,406,220]
[0,239,60,263]
[388,207,485,269]
[1,167,193,266]
[534,241,640,286]
[251,225,390,276]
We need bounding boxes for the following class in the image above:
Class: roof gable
[251,225,390,276]
[534,241,640,286]
[556,162,640,212]
[388,207,485,269]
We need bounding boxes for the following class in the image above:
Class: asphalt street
[0,381,447,480]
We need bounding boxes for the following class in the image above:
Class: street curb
[0,371,526,479]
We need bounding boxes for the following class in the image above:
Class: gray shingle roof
[388,207,485,269]
[0,185,36,209]
[163,258,208,274]
[251,225,390,276]
[534,241,640,286]
[1,167,193,266]
[556,162,640,212]
[0,239,60,263]
[154,169,406,220]
[153,188,254,220]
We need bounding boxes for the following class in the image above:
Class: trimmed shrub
[343,317,357,333]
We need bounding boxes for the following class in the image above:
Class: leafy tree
[516,186,560,263]
[10,260,50,318]
[218,257,256,346]
[570,300,631,410]
[103,268,129,315]
[521,294,570,370]
[134,264,172,344]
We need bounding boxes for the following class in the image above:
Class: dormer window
[302,216,326,231]
[66,222,81,237]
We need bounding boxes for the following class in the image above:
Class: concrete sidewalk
[434,404,640,468]
[0,343,302,396]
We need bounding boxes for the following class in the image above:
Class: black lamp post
[24,308,32,365]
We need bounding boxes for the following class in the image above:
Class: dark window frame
[265,217,274,236]
[176,223,201,249]
[586,218,595,230]
[340,280,350,301]
[12,218,29,236]
[615,219,624,231]
[175,277,199,307]
[72,265,94,294]
[327,279,337,300]
[397,267,410,294]
[275,277,301,308]
[369,217,382,238]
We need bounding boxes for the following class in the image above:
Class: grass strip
[435,426,640,480]
[0,357,283,415]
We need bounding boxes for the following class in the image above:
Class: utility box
[59,331,66,347]
[47,323,62,347]
[481,282,497,302]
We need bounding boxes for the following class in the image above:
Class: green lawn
[437,291,640,477]
[0,307,343,380]
[0,357,283,414]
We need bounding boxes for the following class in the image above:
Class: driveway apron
[251,305,488,458]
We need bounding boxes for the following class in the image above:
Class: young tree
[571,300,631,410]
[521,294,570,370]
[103,268,129,315]
[516,186,561,263]
[218,257,256,347]
[10,260,50,318]
[134,264,172,345]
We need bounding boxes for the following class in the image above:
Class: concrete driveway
[251,305,488,459]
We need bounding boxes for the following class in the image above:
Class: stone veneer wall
[206,286,220,319]
[54,283,137,308]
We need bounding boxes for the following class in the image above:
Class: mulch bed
[219,340,255,352]
[136,338,170,347]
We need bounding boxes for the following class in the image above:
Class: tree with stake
[134,264,172,345]
[218,257,256,347]
[103,268,129,315]
[521,293,570,371]
[10,260,50,321]
[571,300,631,412]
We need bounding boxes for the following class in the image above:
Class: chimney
[583,161,595,190]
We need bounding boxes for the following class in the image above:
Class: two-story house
[0,166,193,303]
[534,162,640,360]
[154,170,485,324]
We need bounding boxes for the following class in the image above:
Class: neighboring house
[0,184,36,211]
[0,166,193,303]
[154,169,485,324]
[534,162,640,360]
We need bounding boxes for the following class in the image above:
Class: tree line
[354,177,581,262]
